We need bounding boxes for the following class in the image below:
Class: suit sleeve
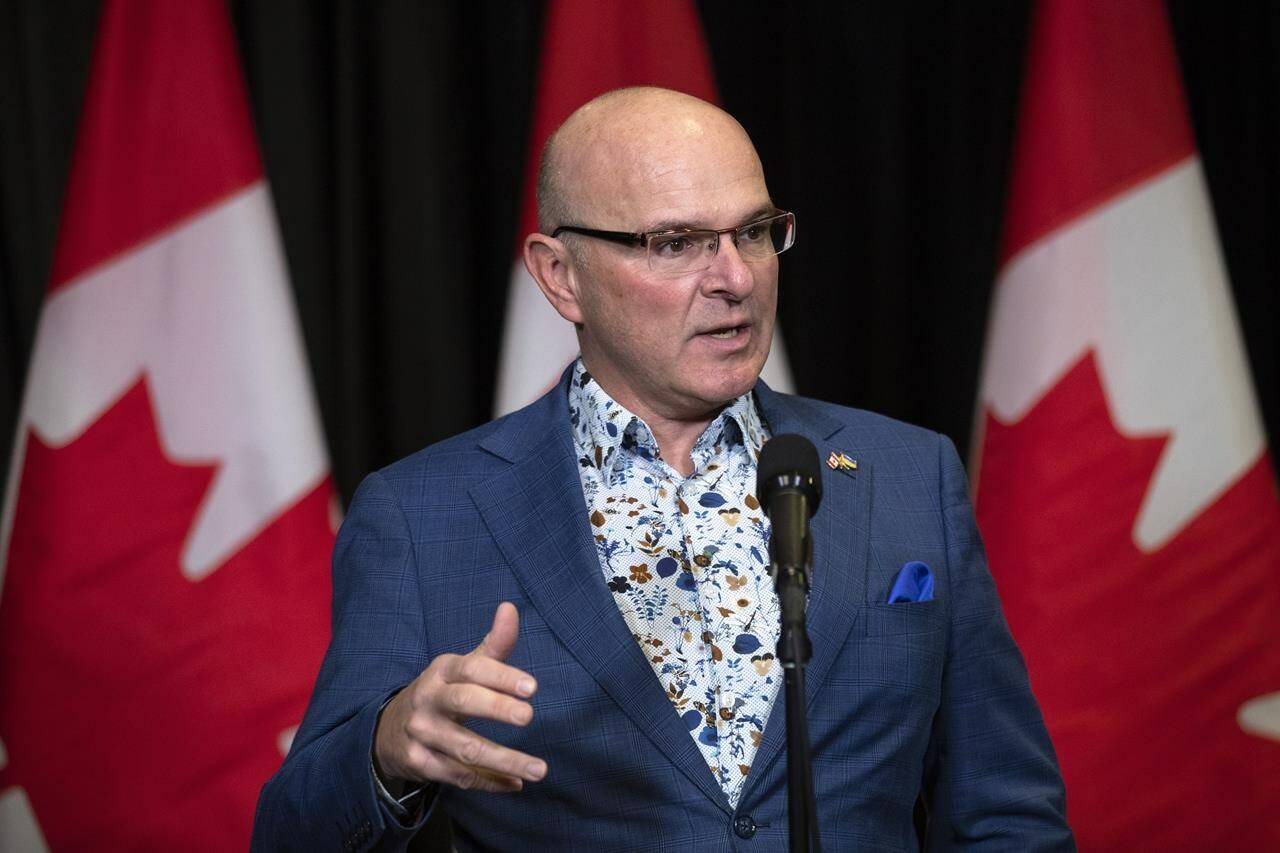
[924,435,1075,851]
[251,471,437,852]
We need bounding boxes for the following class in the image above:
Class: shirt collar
[568,359,767,483]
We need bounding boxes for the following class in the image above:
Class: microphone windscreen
[756,434,823,515]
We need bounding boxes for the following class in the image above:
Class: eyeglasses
[551,211,796,276]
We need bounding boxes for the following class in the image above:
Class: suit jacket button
[733,815,757,839]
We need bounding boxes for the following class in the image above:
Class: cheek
[749,270,778,339]
[608,276,686,329]
[626,295,688,356]
[755,265,779,307]
[585,281,684,357]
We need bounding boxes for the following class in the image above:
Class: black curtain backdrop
[1,2,1277,848]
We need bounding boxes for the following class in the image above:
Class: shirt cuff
[370,755,432,821]
[370,693,433,823]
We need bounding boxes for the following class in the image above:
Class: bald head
[536,87,765,234]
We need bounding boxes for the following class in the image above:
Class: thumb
[475,601,519,661]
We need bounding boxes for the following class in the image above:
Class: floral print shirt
[568,360,778,808]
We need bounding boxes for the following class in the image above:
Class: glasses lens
[773,212,795,254]
[648,231,716,273]
[731,214,777,260]
[734,213,796,261]
[645,212,795,273]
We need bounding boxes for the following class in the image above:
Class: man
[253,87,1073,851]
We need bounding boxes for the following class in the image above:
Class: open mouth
[705,324,747,339]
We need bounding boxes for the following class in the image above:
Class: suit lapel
[470,379,732,814]
[740,384,871,802]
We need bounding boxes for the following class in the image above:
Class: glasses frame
[550,211,795,273]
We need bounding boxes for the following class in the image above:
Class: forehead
[576,111,772,231]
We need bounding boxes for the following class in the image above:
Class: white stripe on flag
[981,159,1265,550]
[5,183,328,579]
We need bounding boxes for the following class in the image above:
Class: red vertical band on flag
[999,2,1195,264]
[48,0,263,290]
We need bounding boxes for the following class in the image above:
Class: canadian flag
[493,0,793,416]
[974,1,1280,849]
[0,2,333,849]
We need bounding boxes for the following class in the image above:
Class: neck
[642,412,714,478]
[579,360,726,478]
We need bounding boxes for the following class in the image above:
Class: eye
[651,235,692,256]
[738,222,768,243]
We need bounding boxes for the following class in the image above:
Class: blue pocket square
[888,561,934,603]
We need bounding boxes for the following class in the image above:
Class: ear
[522,232,585,325]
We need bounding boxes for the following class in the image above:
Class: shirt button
[733,814,757,839]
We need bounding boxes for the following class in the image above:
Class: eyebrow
[643,203,778,234]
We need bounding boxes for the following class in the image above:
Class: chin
[696,359,764,405]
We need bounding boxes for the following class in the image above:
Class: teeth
[709,327,739,339]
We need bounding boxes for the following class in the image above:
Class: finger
[418,747,525,793]
[442,651,537,698]
[475,602,519,661]
[426,718,547,782]
[436,681,534,727]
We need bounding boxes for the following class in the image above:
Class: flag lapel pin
[826,451,858,475]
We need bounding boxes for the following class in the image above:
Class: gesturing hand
[373,602,545,793]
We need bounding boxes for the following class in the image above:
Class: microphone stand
[771,504,820,853]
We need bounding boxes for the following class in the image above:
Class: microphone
[756,434,824,853]
[757,433,822,582]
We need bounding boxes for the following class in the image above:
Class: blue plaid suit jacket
[253,373,1073,852]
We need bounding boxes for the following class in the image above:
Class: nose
[703,231,754,300]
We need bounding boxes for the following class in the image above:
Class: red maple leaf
[0,379,332,850]
[976,353,1280,850]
